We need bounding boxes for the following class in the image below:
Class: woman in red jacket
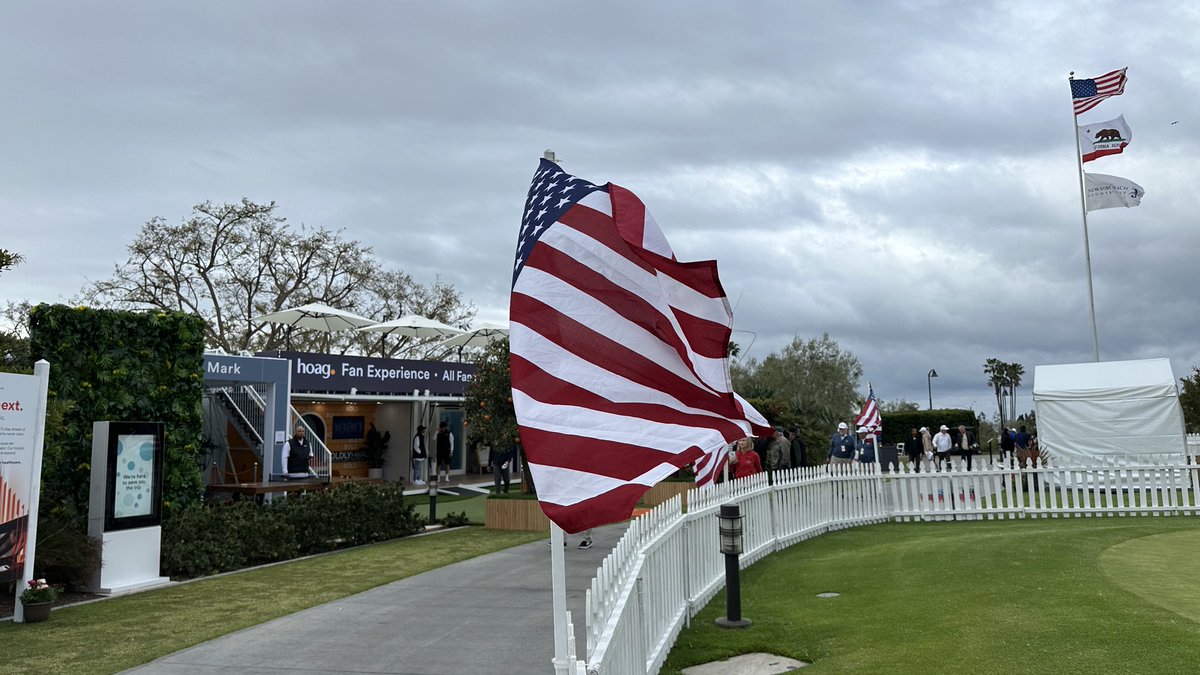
[732,438,762,478]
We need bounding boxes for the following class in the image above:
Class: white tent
[1033,358,1186,464]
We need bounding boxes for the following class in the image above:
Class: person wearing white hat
[828,422,857,465]
[932,424,953,470]
[855,426,876,464]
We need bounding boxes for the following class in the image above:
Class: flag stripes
[1071,67,1127,115]
[511,159,769,532]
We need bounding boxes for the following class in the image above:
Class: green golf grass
[0,527,544,675]
[663,517,1200,674]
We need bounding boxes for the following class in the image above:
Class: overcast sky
[3,1,1198,420]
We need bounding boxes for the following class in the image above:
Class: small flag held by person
[1071,67,1127,115]
[1084,172,1145,211]
[854,384,882,437]
[1078,114,1131,163]
[510,158,770,533]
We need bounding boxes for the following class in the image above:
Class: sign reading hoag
[262,351,476,396]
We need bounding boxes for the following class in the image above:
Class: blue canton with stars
[513,159,606,288]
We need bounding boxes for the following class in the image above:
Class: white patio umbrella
[434,321,510,349]
[251,302,376,332]
[356,314,465,339]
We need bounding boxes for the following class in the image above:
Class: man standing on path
[932,424,953,470]
[828,422,856,465]
[955,424,977,470]
[411,425,427,485]
[435,421,454,483]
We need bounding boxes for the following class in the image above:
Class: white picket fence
[572,453,1200,674]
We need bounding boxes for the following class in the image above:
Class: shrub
[440,511,470,527]
[32,513,100,588]
[161,482,426,578]
[161,500,296,578]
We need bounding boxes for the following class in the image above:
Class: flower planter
[485,497,549,531]
[21,601,52,623]
[640,481,691,509]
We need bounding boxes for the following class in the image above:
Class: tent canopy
[1033,358,1185,462]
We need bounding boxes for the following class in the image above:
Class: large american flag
[1071,67,1127,116]
[854,383,881,437]
[510,159,770,533]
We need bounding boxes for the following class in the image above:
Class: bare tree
[82,199,474,356]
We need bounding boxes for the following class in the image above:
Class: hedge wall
[161,482,426,578]
[879,409,978,444]
[28,304,207,524]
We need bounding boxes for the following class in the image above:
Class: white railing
[580,454,1200,674]
[242,385,333,481]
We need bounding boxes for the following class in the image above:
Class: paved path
[125,524,626,675]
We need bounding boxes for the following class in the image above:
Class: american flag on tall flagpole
[510,158,771,533]
[1071,67,1127,116]
[854,383,882,436]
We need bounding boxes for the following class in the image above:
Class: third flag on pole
[1084,173,1145,211]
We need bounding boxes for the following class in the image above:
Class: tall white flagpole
[541,148,573,675]
[1070,72,1101,362]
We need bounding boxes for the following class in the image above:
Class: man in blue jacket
[828,422,857,465]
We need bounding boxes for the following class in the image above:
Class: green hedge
[28,304,207,524]
[880,409,978,444]
[161,482,426,578]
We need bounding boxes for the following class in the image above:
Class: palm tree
[1005,362,1024,421]
[984,358,1006,432]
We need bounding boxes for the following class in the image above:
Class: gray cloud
[3,0,1199,421]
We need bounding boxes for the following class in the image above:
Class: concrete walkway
[125,524,627,675]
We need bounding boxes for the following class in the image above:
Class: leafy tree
[880,398,921,413]
[1180,367,1200,433]
[733,333,863,455]
[984,358,1007,431]
[462,338,529,491]
[81,199,474,357]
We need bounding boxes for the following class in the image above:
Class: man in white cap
[828,422,857,465]
[932,424,953,470]
[855,426,877,464]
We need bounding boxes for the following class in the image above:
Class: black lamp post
[927,369,939,410]
[715,503,751,629]
[428,475,438,523]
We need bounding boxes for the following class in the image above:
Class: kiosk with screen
[88,421,171,594]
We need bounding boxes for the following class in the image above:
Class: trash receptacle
[879,444,900,472]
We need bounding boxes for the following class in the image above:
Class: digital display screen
[114,434,156,519]
[332,416,365,440]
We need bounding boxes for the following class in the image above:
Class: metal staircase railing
[241,385,333,481]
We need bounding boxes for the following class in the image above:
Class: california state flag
[1078,114,1131,163]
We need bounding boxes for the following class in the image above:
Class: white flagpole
[541,148,573,675]
[1070,72,1101,362]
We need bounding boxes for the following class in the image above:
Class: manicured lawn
[663,517,1200,674]
[406,492,488,524]
[0,528,544,675]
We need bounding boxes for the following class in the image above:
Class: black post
[715,503,751,629]
[429,479,438,523]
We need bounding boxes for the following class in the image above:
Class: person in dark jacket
[789,429,808,468]
[906,428,923,472]
[282,424,312,478]
[489,440,516,494]
[435,421,454,483]
[955,425,978,470]
[828,422,856,465]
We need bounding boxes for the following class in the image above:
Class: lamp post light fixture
[927,369,939,410]
[428,475,438,523]
[715,503,751,629]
